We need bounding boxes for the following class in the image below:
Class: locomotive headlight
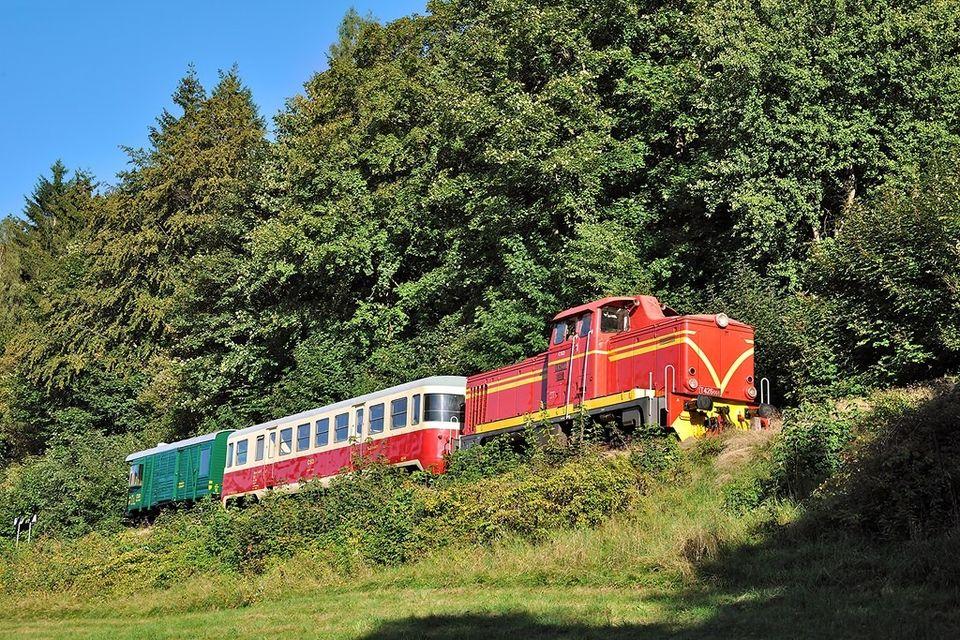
[687,377,699,390]
[716,313,730,328]
[746,385,758,399]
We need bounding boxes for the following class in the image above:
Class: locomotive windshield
[425,393,465,423]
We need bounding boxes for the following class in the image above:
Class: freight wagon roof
[125,430,231,462]
[230,376,468,438]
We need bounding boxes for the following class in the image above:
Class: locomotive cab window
[600,306,630,333]
[578,313,592,337]
[552,318,576,344]
[128,463,143,488]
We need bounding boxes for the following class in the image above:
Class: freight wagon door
[152,450,177,504]
[196,444,213,497]
[177,447,194,501]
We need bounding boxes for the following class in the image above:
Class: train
[126,295,772,514]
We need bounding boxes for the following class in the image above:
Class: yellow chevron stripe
[720,347,755,394]
[469,336,754,404]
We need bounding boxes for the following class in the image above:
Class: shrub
[815,384,960,540]
[766,402,856,500]
[0,431,137,539]
[808,155,960,386]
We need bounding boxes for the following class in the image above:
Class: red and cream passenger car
[222,376,466,502]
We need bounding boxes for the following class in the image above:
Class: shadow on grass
[359,532,960,640]
[359,612,672,640]
[362,387,960,639]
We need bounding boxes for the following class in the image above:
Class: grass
[2,425,959,639]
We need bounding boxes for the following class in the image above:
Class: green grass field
[3,432,958,640]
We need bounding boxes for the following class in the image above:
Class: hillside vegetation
[2,0,960,537]
[1,381,959,638]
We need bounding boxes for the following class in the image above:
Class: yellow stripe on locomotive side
[467,329,695,398]
[471,388,655,435]
[607,335,687,362]
[466,330,754,398]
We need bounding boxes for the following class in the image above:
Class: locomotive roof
[230,375,467,438]
[125,430,232,462]
[552,296,664,321]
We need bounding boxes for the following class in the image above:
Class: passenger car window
[355,408,364,438]
[600,306,630,333]
[411,394,421,425]
[236,440,248,465]
[369,403,385,433]
[334,413,349,442]
[255,435,265,461]
[391,397,408,429]
[425,394,465,423]
[226,443,234,468]
[315,418,329,446]
[199,449,211,476]
[279,428,293,455]
[297,423,310,451]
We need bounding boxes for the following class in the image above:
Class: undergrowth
[2,380,959,632]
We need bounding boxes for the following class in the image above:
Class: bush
[767,402,856,500]
[808,155,960,386]
[815,384,960,540]
[0,439,676,597]
[0,431,137,539]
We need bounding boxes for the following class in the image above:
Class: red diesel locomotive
[463,296,771,444]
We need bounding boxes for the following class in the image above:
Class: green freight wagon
[125,430,233,514]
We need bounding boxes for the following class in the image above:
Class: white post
[27,514,37,543]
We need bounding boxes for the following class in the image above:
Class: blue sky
[0,0,425,218]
